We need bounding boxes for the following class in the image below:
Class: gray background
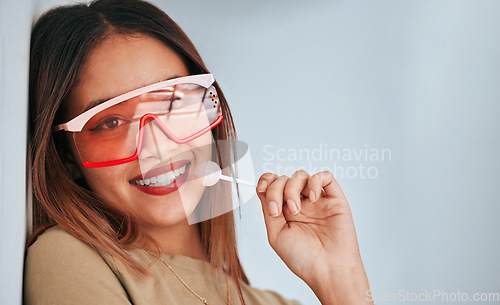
[1,0,499,304]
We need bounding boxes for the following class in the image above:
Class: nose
[137,117,178,162]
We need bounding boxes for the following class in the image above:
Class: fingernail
[257,181,268,192]
[309,190,316,202]
[268,201,279,217]
[287,200,299,215]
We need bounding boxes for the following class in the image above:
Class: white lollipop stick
[217,175,256,187]
[195,161,256,187]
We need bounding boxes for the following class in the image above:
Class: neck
[140,221,208,262]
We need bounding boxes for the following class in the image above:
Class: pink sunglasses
[53,74,223,168]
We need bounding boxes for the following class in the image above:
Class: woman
[24,0,373,304]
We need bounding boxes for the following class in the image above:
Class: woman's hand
[256,170,373,305]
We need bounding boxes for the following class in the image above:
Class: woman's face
[66,33,212,228]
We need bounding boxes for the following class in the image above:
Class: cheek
[79,167,124,196]
[198,133,214,161]
[187,131,214,159]
[80,168,107,188]
[64,133,79,161]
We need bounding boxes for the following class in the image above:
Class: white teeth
[166,171,175,180]
[133,163,188,187]
[158,174,167,183]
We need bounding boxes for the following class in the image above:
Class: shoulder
[25,225,101,264]
[24,225,112,278]
[24,225,132,305]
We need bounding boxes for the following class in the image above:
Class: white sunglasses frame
[53,73,216,132]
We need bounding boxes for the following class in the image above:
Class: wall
[0,0,31,304]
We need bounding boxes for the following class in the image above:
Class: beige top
[23,225,302,305]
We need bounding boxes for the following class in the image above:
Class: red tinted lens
[73,83,221,165]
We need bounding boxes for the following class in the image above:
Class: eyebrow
[82,74,183,112]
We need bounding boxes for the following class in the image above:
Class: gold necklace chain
[144,250,210,305]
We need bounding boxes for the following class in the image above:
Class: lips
[131,159,190,181]
[130,160,191,196]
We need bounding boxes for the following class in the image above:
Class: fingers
[255,170,347,247]
[256,173,281,217]
[257,170,345,218]
[256,173,288,243]
[284,170,310,215]
[264,175,290,217]
[302,171,346,201]
[258,172,304,216]
[256,172,276,193]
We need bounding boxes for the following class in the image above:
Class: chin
[141,196,200,227]
[139,209,189,227]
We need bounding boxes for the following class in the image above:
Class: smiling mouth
[130,161,191,187]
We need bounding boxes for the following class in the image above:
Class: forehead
[67,33,189,119]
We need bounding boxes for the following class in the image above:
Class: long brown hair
[28,0,249,303]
